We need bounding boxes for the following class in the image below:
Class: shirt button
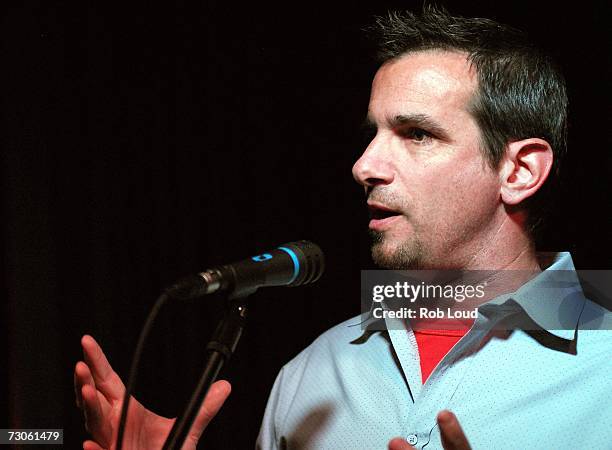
[407,434,418,445]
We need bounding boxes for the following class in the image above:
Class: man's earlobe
[499,138,553,205]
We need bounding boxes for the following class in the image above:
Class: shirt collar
[357,252,586,342]
[480,252,585,340]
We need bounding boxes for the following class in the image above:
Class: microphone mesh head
[282,240,325,286]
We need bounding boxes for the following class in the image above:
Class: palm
[97,392,176,450]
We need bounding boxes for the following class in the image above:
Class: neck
[462,210,541,272]
[412,214,542,318]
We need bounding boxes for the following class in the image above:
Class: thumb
[186,380,232,443]
[388,437,416,450]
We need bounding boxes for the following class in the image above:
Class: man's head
[352,7,567,270]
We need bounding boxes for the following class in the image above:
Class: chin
[370,231,423,270]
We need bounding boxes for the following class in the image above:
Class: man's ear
[499,138,553,205]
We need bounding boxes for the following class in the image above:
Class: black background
[2,1,610,448]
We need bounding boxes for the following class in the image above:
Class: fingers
[81,335,125,402]
[81,384,112,448]
[75,361,96,409]
[388,437,416,450]
[75,357,112,448]
[187,380,232,444]
[74,363,83,409]
[83,440,105,450]
[438,410,471,450]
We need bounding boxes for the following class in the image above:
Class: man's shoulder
[578,297,612,351]
[280,314,384,376]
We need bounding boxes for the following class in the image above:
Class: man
[74,7,611,449]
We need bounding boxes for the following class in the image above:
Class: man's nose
[352,139,394,188]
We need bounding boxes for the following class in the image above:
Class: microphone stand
[162,298,248,450]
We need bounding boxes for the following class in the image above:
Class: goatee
[369,230,424,270]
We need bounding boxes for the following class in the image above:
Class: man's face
[352,50,503,269]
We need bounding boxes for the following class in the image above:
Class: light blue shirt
[257,253,612,449]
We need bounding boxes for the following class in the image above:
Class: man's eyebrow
[362,113,451,141]
[387,114,450,139]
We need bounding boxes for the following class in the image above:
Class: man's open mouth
[367,203,402,231]
[368,204,401,220]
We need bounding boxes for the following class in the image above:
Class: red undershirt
[412,319,474,384]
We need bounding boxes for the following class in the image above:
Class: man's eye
[402,128,431,142]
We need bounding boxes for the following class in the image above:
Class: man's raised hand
[74,335,231,450]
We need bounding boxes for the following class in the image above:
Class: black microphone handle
[165,240,324,300]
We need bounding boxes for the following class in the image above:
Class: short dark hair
[366,6,568,232]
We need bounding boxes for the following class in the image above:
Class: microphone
[166,240,325,300]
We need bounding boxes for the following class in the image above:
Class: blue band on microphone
[278,246,299,284]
